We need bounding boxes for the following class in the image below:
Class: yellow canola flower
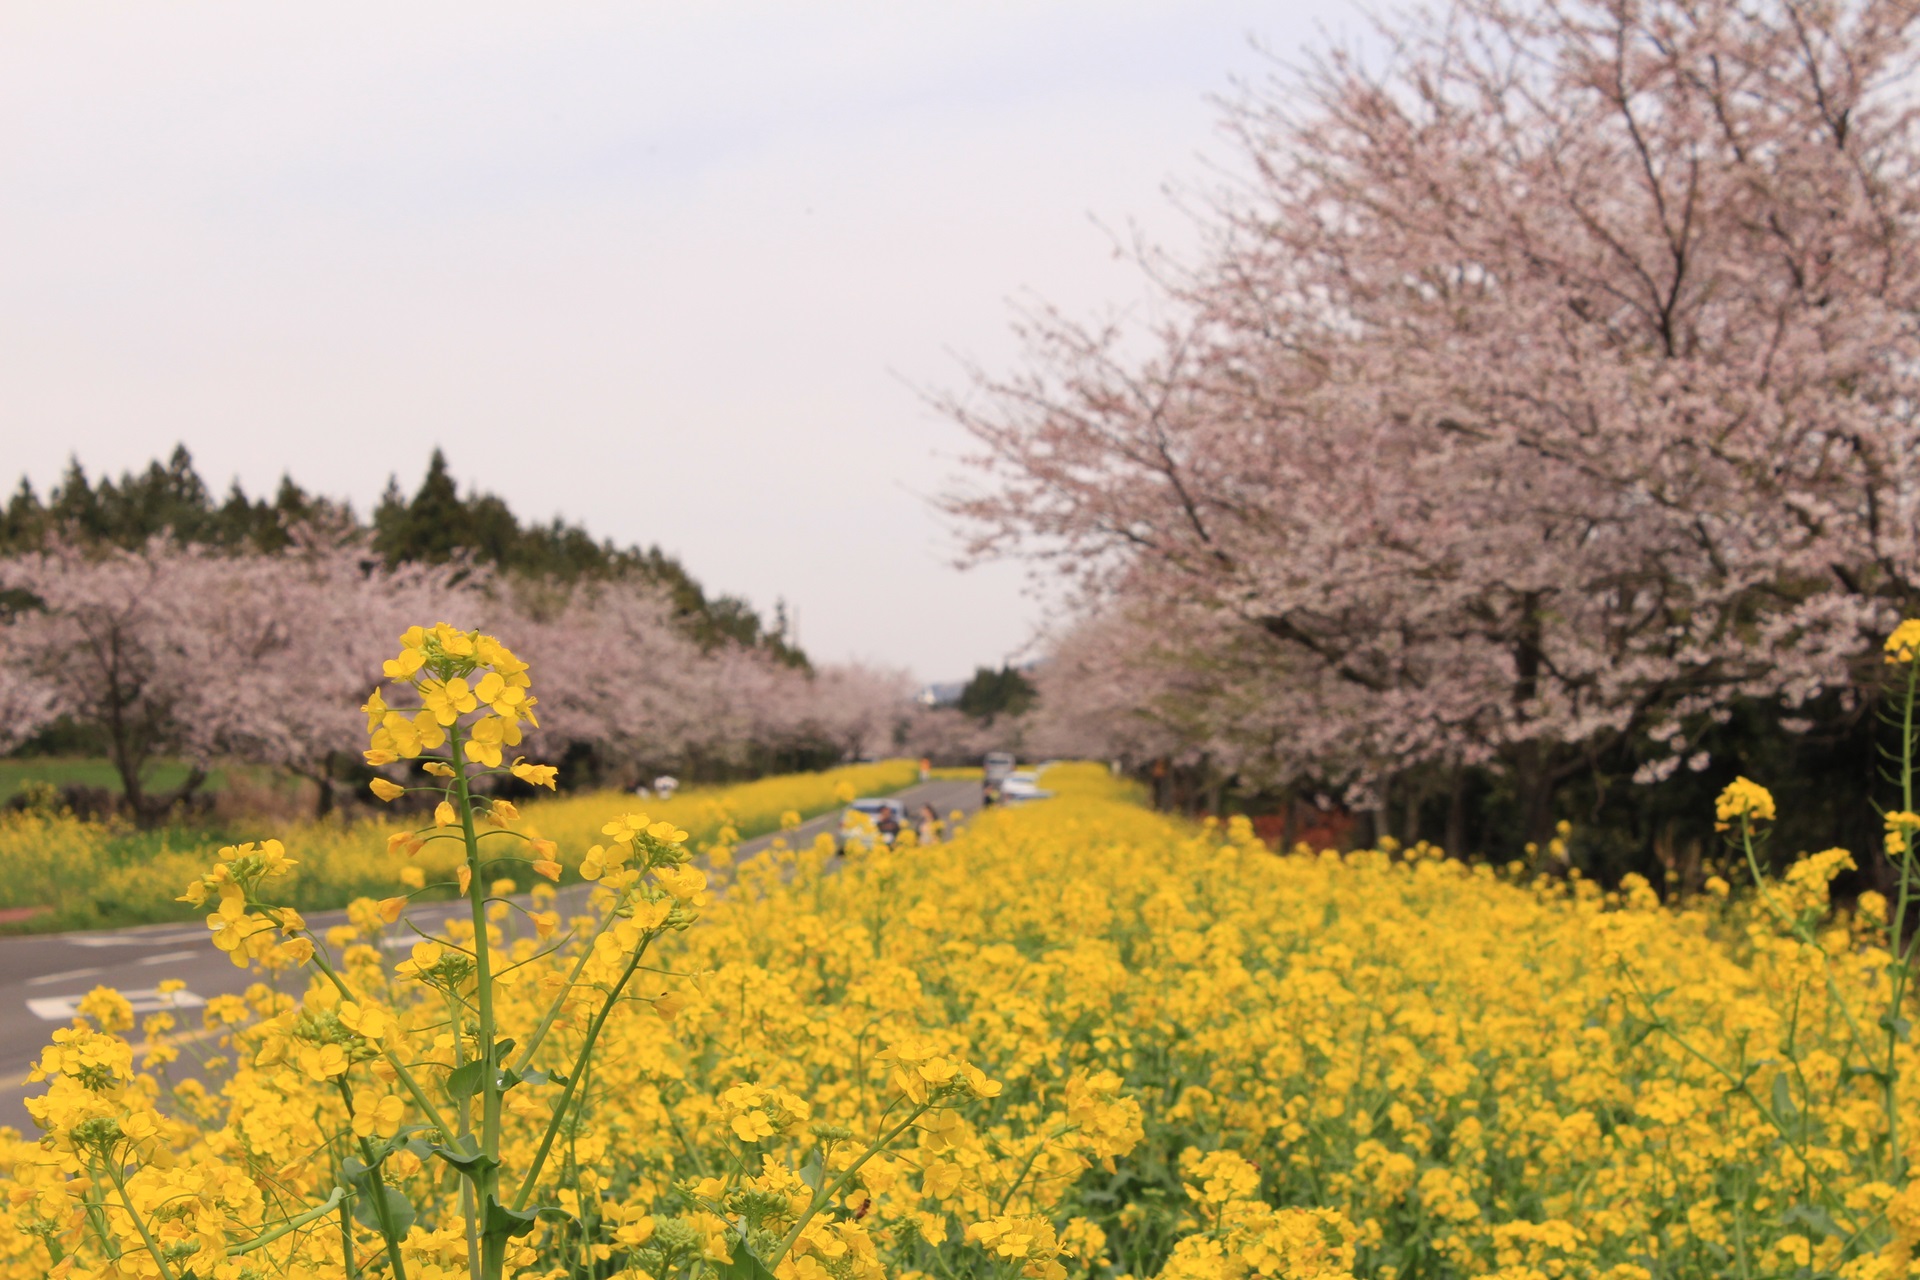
[512,756,559,789]
[27,758,1917,1280]
[653,864,707,901]
[1887,810,1920,857]
[1887,617,1920,663]
[1714,776,1776,830]
[351,1093,405,1139]
[421,677,479,727]
[602,813,651,843]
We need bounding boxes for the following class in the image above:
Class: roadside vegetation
[0,759,916,934]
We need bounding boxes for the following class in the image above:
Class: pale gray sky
[0,2,1352,681]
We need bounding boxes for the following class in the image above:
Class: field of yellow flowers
[4,621,1918,1280]
[0,759,920,933]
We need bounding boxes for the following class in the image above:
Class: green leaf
[427,1143,500,1178]
[1771,1074,1798,1123]
[797,1153,824,1193]
[351,1184,418,1238]
[1781,1203,1840,1239]
[714,1235,779,1280]
[483,1195,549,1240]
[340,1156,416,1237]
[445,1061,487,1102]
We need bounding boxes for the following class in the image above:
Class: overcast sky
[0,3,1354,681]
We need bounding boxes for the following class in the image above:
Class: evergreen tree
[5,446,807,666]
[957,665,1037,723]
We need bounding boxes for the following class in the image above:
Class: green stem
[449,722,513,1280]
[106,1165,180,1280]
[227,1186,349,1257]
[512,934,657,1209]
[301,942,456,1143]
[994,1125,1073,1214]
[1736,823,1881,1092]
[338,1080,410,1280]
[339,1187,359,1278]
[1618,963,1862,1235]
[509,912,616,1076]
[79,1172,121,1262]
[770,1102,933,1267]
[449,989,481,1280]
[449,725,502,1167]
[1888,658,1919,1182]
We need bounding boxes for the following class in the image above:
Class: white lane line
[65,930,206,949]
[27,987,206,1022]
[25,966,106,988]
[136,951,199,967]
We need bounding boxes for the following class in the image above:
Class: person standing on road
[917,803,941,845]
[876,803,902,845]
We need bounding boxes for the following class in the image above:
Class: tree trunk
[146,767,208,824]
[1511,744,1560,853]
[313,753,338,820]
[1444,767,1468,859]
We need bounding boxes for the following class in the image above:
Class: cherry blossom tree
[193,536,483,815]
[0,537,481,821]
[799,661,917,762]
[509,582,912,782]
[950,0,1920,839]
[2,538,917,812]
[2,541,270,820]
[0,665,55,758]
[512,579,718,783]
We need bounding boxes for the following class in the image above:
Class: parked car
[1000,770,1053,804]
[982,751,1017,805]
[837,797,907,852]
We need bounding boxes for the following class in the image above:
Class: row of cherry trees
[955,0,1920,845]
[0,537,913,821]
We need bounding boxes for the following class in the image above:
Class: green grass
[0,756,219,801]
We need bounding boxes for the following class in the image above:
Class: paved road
[0,778,982,1131]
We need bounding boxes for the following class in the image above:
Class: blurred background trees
[0,448,906,823]
[951,0,1920,888]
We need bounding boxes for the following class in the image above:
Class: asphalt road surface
[0,777,984,1132]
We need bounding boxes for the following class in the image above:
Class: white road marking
[65,930,206,949]
[135,951,199,967]
[26,966,105,987]
[27,987,207,1022]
